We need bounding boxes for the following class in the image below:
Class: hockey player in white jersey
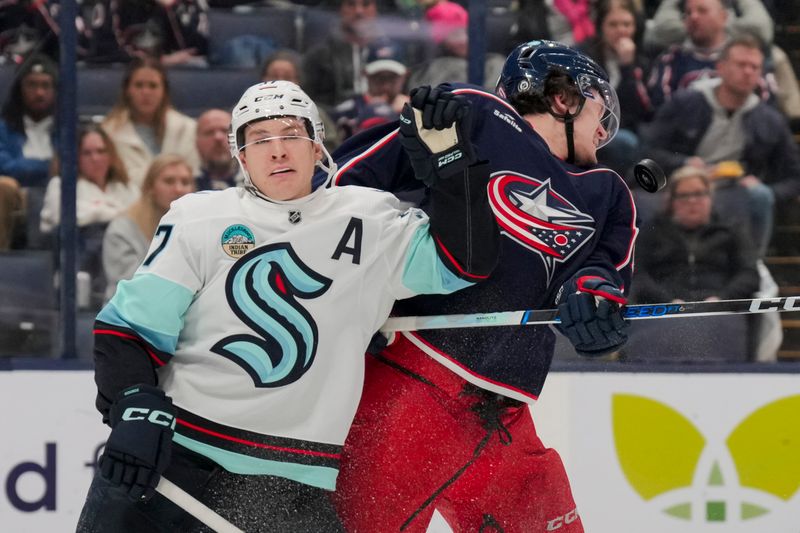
[75,80,499,532]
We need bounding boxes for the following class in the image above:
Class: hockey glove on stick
[398,85,477,187]
[555,269,629,357]
[100,384,175,501]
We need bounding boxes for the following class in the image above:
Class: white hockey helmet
[229,81,336,195]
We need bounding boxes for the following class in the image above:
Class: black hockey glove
[555,269,629,357]
[100,384,175,501]
[398,85,477,187]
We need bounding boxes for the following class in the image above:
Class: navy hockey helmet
[496,40,620,149]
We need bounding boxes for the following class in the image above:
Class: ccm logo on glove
[121,407,176,428]
[437,149,463,168]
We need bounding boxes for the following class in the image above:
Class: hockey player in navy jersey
[75,80,498,532]
[330,41,638,532]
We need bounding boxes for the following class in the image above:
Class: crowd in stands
[1,0,799,362]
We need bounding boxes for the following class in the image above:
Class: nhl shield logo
[288,210,302,224]
[488,172,595,282]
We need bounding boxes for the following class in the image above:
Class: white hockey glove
[398,85,477,187]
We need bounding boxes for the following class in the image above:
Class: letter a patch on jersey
[488,172,595,283]
[212,243,332,388]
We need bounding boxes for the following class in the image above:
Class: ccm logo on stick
[121,408,176,429]
[749,297,800,312]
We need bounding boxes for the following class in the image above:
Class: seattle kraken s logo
[212,243,332,387]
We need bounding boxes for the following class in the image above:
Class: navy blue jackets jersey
[330,84,638,402]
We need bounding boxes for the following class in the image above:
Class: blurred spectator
[260,49,304,83]
[409,1,504,90]
[642,35,800,255]
[646,0,778,110]
[0,176,24,250]
[332,40,409,141]
[644,0,773,53]
[643,0,800,119]
[194,109,239,190]
[40,124,138,233]
[549,0,596,46]
[41,124,139,308]
[102,57,200,187]
[632,166,759,303]
[103,153,194,301]
[75,0,209,66]
[625,166,760,363]
[0,1,59,62]
[580,0,652,176]
[303,0,380,108]
[0,54,57,187]
[262,49,341,151]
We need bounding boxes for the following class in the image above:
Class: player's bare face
[572,95,608,165]
[150,163,195,212]
[240,117,322,201]
[126,67,165,122]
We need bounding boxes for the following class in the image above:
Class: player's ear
[239,150,249,171]
[313,142,323,162]
[551,93,572,115]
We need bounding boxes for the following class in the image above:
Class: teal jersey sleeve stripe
[173,434,339,491]
[402,226,473,295]
[97,273,195,353]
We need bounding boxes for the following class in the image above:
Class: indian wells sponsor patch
[221,224,255,258]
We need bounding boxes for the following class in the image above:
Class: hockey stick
[380,295,800,333]
[156,477,244,533]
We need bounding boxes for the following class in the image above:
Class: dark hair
[591,0,644,63]
[508,69,582,116]
[106,56,172,143]
[1,53,58,133]
[260,49,303,84]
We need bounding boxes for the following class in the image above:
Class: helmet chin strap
[548,96,586,165]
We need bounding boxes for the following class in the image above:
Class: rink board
[1,371,798,533]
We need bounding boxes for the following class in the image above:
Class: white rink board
[2,371,799,533]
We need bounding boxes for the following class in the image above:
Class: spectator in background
[0,54,57,188]
[332,40,409,141]
[646,0,777,111]
[40,124,139,307]
[102,57,200,187]
[626,166,761,363]
[103,153,194,301]
[303,0,380,108]
[580,0,652,177]
[0,176,24,250]
[260,49,304,83]
[262,49,341,151]
[75,0,209,66]
[549,0,596,46]
[408,1,504,90]
[644,0,773,54]
[642,35,800,255]
[194,109,240,191]
[633,166,759,303]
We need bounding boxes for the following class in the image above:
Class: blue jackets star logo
[488,172,595,282]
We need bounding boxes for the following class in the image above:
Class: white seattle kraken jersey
[97,186,470,490]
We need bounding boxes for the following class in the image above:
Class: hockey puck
[633,158,667,193]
